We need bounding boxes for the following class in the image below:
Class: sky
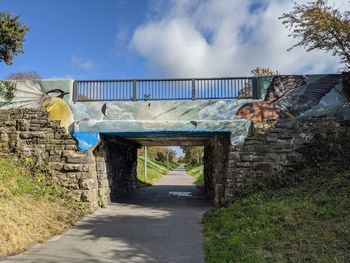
[1,0,349,81]
[0,0,348,155]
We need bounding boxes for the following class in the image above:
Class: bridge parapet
[73,77,258,102]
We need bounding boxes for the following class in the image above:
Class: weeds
[204,164,350,262]
[0,157,88,256]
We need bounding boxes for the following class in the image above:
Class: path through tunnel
[92,131,231,206]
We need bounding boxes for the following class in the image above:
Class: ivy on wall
[0,81,16,103]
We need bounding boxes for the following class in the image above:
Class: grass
[0,157,88,257]
[185,163,204,187]
[137,156,177,185]
[203,165,350,262]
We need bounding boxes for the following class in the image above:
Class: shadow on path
[3,167,212,263]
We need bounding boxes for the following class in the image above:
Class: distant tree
[155,151,166,163]
[6,71,42,80]
[180,146,204,165]
[0,12,30,65]
[280,0,350,70]
[238,67,278,99]
[251,67,279,76]
[168,150,176,163]
[177,156,184,164]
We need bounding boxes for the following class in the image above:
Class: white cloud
[131,0,349,77]
[114,26,130,57]
[70,55,95,71]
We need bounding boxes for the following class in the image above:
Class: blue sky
[0,0,345,81]
[0,0,154,79]
[0,0,346,156]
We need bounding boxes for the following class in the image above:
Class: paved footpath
[3,166,212,263]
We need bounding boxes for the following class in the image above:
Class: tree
[280,0,350,70]
[0,12,30,65]
[180,146,204,165]
[155,151,166,163]
[6,71,42,80]
[251,67,279,76]
[168,150,176,163]
[0,81,16,102]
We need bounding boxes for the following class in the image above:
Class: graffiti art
[0,75,349,152]
[236,75,343,121]
[0,80,74,132]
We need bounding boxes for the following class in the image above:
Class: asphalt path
[3,166,212,263]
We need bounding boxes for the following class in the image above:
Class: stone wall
[204,135,230,206]
[0,109,139,209]
[222,116,350,204]
[3,110,349,209]
[94,136,139,202]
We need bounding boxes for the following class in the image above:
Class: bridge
[1,73,349,206]
[70,77,261,150]
[1,74,348,151]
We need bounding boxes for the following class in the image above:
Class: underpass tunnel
[93,132,231,206]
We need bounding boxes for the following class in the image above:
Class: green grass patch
[137,156,177,185]
[0,157,88,256]
[204,165,350,262]
[185,164,204,187]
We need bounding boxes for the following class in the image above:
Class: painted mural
[0,74,349,152]
[72,99,255,150]
[236,74,350,121]
[0,80,74,132]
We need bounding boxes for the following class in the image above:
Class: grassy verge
[204,165,350,262]
[0,158,88,257]
[185,164,204,187]
[137,156,177,185]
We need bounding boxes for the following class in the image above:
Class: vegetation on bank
[203,164,350,262]
[185,164,204,187]
[137,156,177,185]
[0,157,88,257]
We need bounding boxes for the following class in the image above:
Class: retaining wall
[0,109,138,209]
[219,116,350,204]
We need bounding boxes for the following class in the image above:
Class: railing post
[132,80,137,101]
[72,80,77,102]
[144,146,147,180]
[191,79,196,100]
[252,77,258,99]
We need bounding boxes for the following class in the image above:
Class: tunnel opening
[93,132,231,206]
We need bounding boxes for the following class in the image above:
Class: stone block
[244,145,269,153]
[235,162,252,168]
[0,113,10,121]
[46,144,54,150]
[66,172,77,179]
[16,119,29,131]
[63,164,84,172]
[28,124,41,131]
[253,162,273,172]
[63,150,90,164]
[96,162,107,173]
[79,178,97,190]
[76,172,92,180]
[277,132,293,139]
[5,121,16,127]
[48,156,61,162]
[49,162,64,171]
[241,154,263,162]
[81,189,98,203]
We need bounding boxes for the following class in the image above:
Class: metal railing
[73,77,257,102]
